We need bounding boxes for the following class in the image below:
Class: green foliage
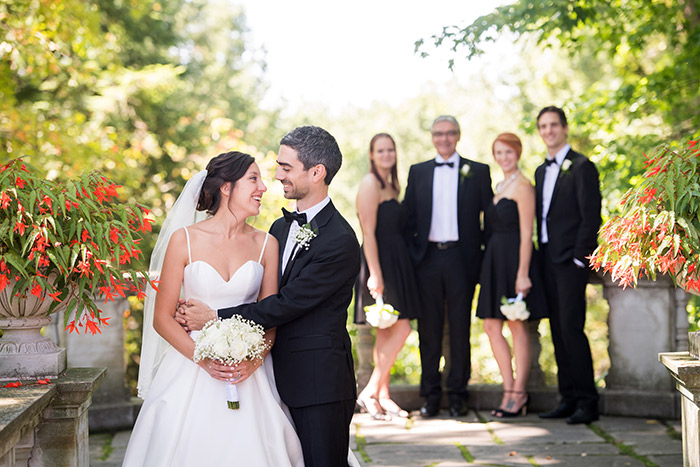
[591,140,700,291]
[0,158,153,333]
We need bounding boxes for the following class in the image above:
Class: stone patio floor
[89,409,683,466]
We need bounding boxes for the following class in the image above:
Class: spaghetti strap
[257,232,270,264]
[183,226,192,265]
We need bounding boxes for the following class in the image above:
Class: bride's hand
[228,358,264,385]
[367,274,384,299]
[198,359,237,382]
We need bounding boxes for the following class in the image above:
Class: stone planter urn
[0,280,71,380]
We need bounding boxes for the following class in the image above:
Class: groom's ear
[310,164,326,183]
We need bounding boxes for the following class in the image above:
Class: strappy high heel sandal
[378,397,410,418]
[491,390,512,417]
[357,395,392,421]
[496,391,529,418]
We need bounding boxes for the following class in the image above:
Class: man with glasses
[404,115,493,418]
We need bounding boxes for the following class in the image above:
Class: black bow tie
[435,160,454,168]
[282,207,307,225]
[544,158,557,167]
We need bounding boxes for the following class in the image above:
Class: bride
[122,151,304,466]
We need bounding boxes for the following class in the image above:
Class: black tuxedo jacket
[219,201,360,408]
[403,156,492,283]
[535,148,601,264]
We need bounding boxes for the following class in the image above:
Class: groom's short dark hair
[280,126,342,185]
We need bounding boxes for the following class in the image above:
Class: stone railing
[0,368,105,466]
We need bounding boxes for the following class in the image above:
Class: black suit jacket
[219,201,360,408]
[403,156,493,283]
[535,148,601,264]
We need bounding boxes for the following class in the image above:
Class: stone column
[34,368,105,467]
[49,296,140,430]
[604,274,687,417]
[659,352,700,467]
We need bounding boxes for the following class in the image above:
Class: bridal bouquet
[193,315,268,409]
[364,295,399,329]
[500,293,530,321]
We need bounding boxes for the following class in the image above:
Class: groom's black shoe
[566,407,599,425]
[538,401,576,419]
[420,399,440,418]
[448,396,469,417]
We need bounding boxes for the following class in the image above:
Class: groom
[179,126,360,467]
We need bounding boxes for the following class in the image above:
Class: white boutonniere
[292,223,317,250]
[460,163,471,182]
[561,159,573,173]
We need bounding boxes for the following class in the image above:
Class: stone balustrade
[0,368,105,466]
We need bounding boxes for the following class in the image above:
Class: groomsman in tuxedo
[404,116,492,418]
[534,106,602,424]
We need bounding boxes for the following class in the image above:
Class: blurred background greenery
[2,0,699,394]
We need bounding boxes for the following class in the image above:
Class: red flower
[15,177,26,188]
[65,200,79,212]
[639,187,658,204]
[81,230,90,242]
[30,282,43,298]
[689,140,698,149]
[3,381,22,388]
[0,274,9,291]
[0,192,10,209]
[109,227,120,244]
[13,221,27,235]
[37,378,51,385]
[48,291,63,302]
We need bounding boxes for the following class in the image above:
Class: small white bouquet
[193,315,268,409]
[500,293,530,321]
[364,295,399,329]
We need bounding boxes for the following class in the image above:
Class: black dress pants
[416,244,475,403]
[540,245,599,408]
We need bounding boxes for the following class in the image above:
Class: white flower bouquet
[499,293,530,321]
[364,295,399,329]
[193,315,268,409]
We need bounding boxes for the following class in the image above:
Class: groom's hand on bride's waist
[175,298,217,331]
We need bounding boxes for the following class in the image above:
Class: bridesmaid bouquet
[500,293,530,321]
[364,295,399,329]
[193,315,268,409]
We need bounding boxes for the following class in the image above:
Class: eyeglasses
[432,130,459,138]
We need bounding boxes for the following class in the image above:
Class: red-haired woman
[354,133,420,420]
[476,133,547,417]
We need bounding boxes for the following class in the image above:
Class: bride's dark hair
[197,151,255,215]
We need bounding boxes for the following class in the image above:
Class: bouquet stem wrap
[226,382,240,410]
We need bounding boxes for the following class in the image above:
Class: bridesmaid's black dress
[354,199,421,323]
[476,198,548,320]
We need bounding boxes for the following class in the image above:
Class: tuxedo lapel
[549,149,575,209]
[276,220,292,284]
[421,163,435,234]
[279,201,335,287]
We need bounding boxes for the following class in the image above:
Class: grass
[588,423,660,467]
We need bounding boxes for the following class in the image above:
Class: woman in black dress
[355,133,420,420]
[476,133,547,417]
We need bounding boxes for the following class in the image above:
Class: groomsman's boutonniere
[459,163,471,182]
[293,223,317,250]
[561,159,573,173]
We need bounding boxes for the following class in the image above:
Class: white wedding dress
[123,230,304,467]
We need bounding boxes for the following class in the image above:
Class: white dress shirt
[281,196,330,272]
[540,143,570,244]
[428,152,460,243]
